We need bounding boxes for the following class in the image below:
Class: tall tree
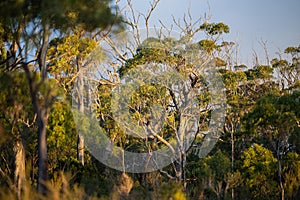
[0,0,122,195]
[0,72,35,199]
[245,88,300,200]
[47,32,97,166]
[93,18,230,190]
[241,144,278,199]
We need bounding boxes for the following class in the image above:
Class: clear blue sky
[118,0,300,66]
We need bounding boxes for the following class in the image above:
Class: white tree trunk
[14,139,25,200]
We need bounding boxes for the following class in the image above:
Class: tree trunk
[175,153,182,183]
[37,27,50,195]
[217,182,222,200]
[14,139,25,200]
[113,173,133,199]
[37,111,48,195]
[198,187,204,200]
[231,130,234,200]
[77,134,85,166]
[182,151,187,190]
[77,71,85,166]
[23,24,50,195]
[277,142,285,200]
[278,156,285,200]
[24,75,50,195]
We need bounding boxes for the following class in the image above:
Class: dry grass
[0,172,107,200]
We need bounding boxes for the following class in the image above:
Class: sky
[118,0,300,66]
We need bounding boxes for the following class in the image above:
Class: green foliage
[241,144,279,199]
[0,0,122,31]
[0,72,36,190]
[187,150,232,199]
[245,91,300,138]
[47,32,97,92]
[200,22,230,36]
[245,65,273,80]
[198,39,219,53]
[0,23,7,70]
[0,72,33,123]
[271,58,289,69]
[120,46,183,77]
[1,1,300,198]
[284,46,300,55]
[222,70,247,90]
[47,101,77,173]
[206,150,231,182]
[282,152,300,198]
[158,182,186,200]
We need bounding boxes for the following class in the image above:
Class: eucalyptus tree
[0,0,122,195]
[87,4,231,189]
[241,144,278,199]
[0,72,35,199]
[47,31,98,166]
[241,46,300,200]
[245,91,300,200]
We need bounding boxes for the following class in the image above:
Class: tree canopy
[0,1,299,199]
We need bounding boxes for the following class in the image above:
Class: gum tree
[245,91,300,200]
[93,4,230,188]
[0,0,121,195]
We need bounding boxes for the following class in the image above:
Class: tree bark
[198,187,204,200]
[77,71,85,166]
[37,110,48,195]
[14,139,25,200]
[23,24,50,195]
[24,65,49,195]
[77,134,85,166]
[37,26,50,195]
[182,151,187,190]
[275,141,285,200]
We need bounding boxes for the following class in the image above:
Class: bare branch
[159,169,176,180]
[147,125,176,155]
[104,37,127,62]
[143,0,161,37]
[18,114,37,128]
[259,39,270,65]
